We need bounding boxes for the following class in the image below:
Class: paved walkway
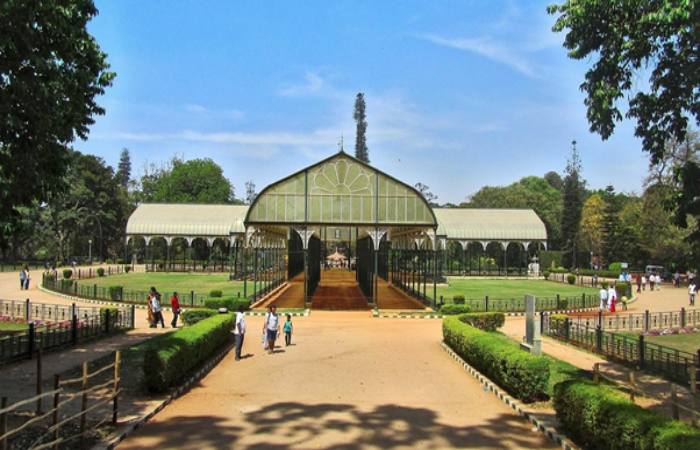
[118,312,556,450]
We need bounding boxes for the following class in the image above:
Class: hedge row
[181,308,218,325]
[554,379,700,450]
[440,304,471,315]
[203,297,250,311]
[443,315,549,402]
[143,313,234,392]
[458,312,504,331]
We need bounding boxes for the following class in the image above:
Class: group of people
[147,287,181,328]
[233,304,294,361]
[635,273,663,292]
[598,284,619,313]
[18,267,30,290]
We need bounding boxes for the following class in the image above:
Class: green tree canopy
[0,0,114,252]
[353,92,369,163]
[147,158,235,204]
[462,176,563,247]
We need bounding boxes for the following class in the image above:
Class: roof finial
[338,133,344,153]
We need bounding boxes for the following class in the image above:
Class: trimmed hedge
[97,267,105,277]
[452,295,465,305]
[567,274,576,285]
[181,308,218,325]
[443,316,549,402]
[543,270,550,280]
[209,289,223,298]
[440,304,471,315]
[143,313,234,392]
[203,297,250,311]
[458,312,504,331]
[62,269,73,279]
[554,379,700,450]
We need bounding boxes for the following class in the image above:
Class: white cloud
[279,71,330,97]
[420,33,539,78]
[184,103,244,119]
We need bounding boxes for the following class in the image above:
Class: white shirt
[234,311,246,335]
[150,296,161,313]
[265,312,279,331]
[599,288,608,300]
[690,284,697,295]
[607,287,617,300]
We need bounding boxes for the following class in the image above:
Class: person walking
[234,305,246,361]
[146,292,155,327]
[689,280,696,307]
[599,284,608,311]
[607,284,617,313]
[149,288,165,328]
[674,271,681,288]
[263,304,280,354]
[283,314,293,346]
[641,274,647,291]
[23,267,30,290]
[636,273,642,293]
[19,268,26,290]
[170,292,181,328]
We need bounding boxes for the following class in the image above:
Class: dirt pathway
[118,312,556,449]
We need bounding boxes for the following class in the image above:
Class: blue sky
[81,0,649,203]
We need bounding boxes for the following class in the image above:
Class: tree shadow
[122,402,553,449]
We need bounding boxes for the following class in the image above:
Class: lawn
[436,279,597,302]
[88,272,246,297]
[643,333,700,354]
[0,321,29,336]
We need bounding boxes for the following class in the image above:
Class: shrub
[615,282,629,299]
[203,297,250,312]
[124,265,132,273]
[181,308,218,325]
[209,289,223,298]
[458,312,504,331]
[558,297,569,309]
[62,269,73,280]
[143,313,234,392]
[440,304,471,315]
[543,270,550,280]
[452,295,465,305]
[100,307,120,329]
[60,279,74,290]
[566,274,576,285]
[601,281,609,289]
[608,262,624,272]
[443,316,549,402]
[108,286,123,301]
[553,379,700,450]
[97,267,105,277]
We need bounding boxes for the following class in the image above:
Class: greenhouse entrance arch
[243,151,437,310]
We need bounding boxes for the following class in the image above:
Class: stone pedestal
[521,294,542,355]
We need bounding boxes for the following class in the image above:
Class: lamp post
[88,239,93,265]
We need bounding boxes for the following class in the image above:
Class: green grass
[437,279,597,302]
[0,321,29,336]
[88,272,245,297]
[644,333,700,354]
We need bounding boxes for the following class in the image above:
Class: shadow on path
[122,401,552,449]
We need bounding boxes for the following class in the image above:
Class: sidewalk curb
[441,342,579,450]
[373,306,600,319]
[92,340,234,450]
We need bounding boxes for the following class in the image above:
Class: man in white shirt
[150,291,165,328]
[689,281,696,306]
[234,305,246,361]
[264,304,280,354]
[599,286,608,311]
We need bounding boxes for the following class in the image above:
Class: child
[283,314,293,346]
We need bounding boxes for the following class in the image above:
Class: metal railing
[563,309,700,332]
[543,317,699,387]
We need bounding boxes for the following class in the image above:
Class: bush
[181,308,218,325]
[143,313,234,392]
[203,297,250,312]
[452,295,465,304]
[558,297,569,309]
[97,267,105,277]
[62,269,73,280]
[60,279,74,290]
[566,274,576,285]
[601,281,609,289]
[100,307,120,329]
[209,290,223,298]
[608,262,624,272]
[443,316,549,402]
[615,282,630,299]
[440,304,471,315]
[459,312,505,331]
[109,286,123,301]
[543,270,550,280]
[124,265,131,273]
[553,379,700,450]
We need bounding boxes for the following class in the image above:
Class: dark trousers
[235,333,245,359]
[171,310,179,328]
[285,331,291,346]
[154,311,165,328]
[20,280,24,290]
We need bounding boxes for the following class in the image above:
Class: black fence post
[71,314,78,345]
[564,318,570,341]
[556,294,561,310]
[27,322,35,359]
[581,292,585,308]
[93,284,97,299]
[131,304,136,329]
[644,310,650,332]
[638,334,645,369]
[25,298,30,321]
[597,310,603,329]
[681,308,686,328]
[190,291,195,307]
[104,309,111,334]
[485,295,489,312]
[595,325,603,353]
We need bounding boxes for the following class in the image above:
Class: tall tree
[149,158,234,204]
[549,0,700,262]
[561,141,584,267]
[116,148,132,189]
[0,0,115,252]
[353,93,369,163]
[245,181,257,205]
[601,185,623,266]
[579,193,606,257]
